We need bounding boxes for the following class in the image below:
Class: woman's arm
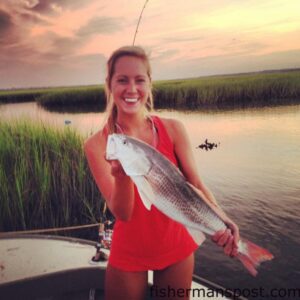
[84,130,135,221]
[164,118,217,204]
[163,118,239,256]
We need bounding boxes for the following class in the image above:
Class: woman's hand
[104,157,134,221]
[212,219,240,257]
[104,152,127,179]
[108,159,127,179]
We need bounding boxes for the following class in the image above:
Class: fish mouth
[106,135,117,160]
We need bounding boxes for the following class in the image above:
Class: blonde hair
[105,46,153,133]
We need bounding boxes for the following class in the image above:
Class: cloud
[0,8,22,48]
[150,48,179,62]
[18,10,51,24]
[1,0,300,88]
[0,1,102,71]
[20,0,95,15]
[77,16,122,37]
[160,35,205,44]
[0,2,48,48]
[0,52,106,88]
[157,49,300,80]
[0,9,13,32]
[28,0,60,14]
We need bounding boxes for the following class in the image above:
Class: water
[1,102,300,299]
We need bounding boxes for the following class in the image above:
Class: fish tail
[237,239,274,277]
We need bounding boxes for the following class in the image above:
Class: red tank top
[108,116,198,271]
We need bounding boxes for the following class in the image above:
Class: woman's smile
[124,98,138,103]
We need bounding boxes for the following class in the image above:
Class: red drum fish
[106,134,274,276]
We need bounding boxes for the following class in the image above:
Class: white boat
[0,234,245,300]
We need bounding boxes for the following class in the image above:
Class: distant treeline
[0,121,103,233]
[1,70,300,111]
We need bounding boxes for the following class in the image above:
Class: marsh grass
[0,86,87,103]
[153,71,300,110]
[36,85,106,111]
[0,85,106,108]
[0,121,103,233]
[0,88,50,103]
[1,71,300,111]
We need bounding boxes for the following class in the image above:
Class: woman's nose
[127,81,137,93]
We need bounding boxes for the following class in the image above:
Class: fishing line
[132,0,150,45]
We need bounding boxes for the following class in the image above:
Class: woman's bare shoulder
[84,128,107,156]
[159,117,186,143]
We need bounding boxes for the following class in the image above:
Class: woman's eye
[117,79,126,83]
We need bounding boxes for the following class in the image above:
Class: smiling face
[109,55,151,115]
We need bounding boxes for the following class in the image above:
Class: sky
[0,0,300,89]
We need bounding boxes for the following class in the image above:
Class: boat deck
[0,235,237,300]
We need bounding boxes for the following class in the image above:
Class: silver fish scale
[125,136,226,235]
[144,152,226,235]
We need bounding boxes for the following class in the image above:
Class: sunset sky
[1,0,300,89]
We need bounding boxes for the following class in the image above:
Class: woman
[84,46,239,300]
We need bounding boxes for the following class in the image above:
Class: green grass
[36,85,106,112]
[0,85,106,108]
[0,88,51,103]
[0,121,104,233]
[153,71,300,110]
[1,70,300,111]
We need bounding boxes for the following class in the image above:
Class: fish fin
[237,239,274,277]
[237,253,258,277]
[186,227,206,246]
[131,176,154,210]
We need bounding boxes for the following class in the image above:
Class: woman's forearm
[191,179,220,208]
[200,185,220,208]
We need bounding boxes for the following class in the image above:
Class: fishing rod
[132,0,150,45]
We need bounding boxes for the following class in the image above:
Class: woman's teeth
[125,98,138,103]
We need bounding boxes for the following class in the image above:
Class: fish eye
[123,140,127,145]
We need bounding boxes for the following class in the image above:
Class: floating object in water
[197,139,220,151]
